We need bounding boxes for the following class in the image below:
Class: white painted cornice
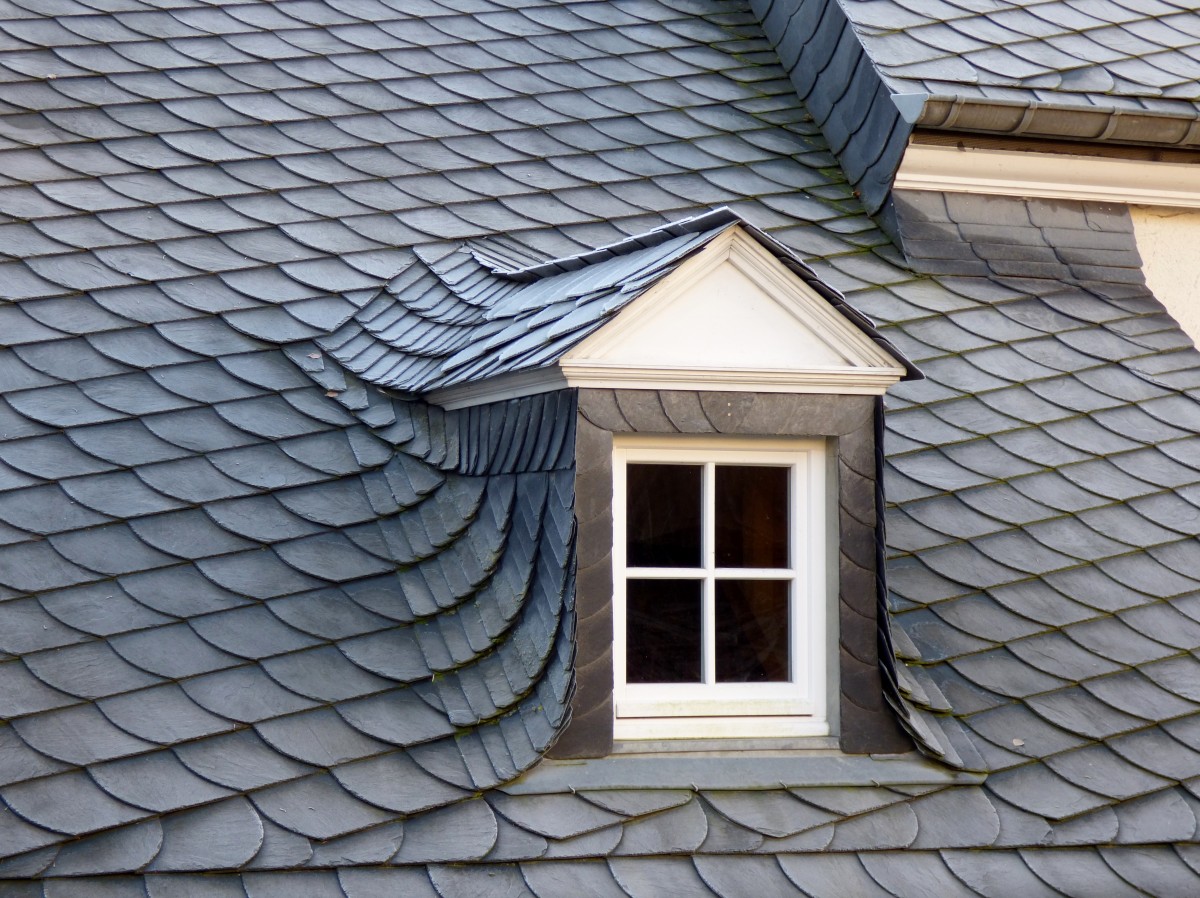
[896,142,1200,208]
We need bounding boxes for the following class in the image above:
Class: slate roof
[754,0,1200,218]
[3,0,1200,895]
[840,0,1200,114]
[320,207,917,395]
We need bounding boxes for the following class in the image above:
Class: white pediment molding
[559,226,906,394]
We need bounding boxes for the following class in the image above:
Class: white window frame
[612,434,828,740]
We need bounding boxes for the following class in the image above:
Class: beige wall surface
[1132,206,1200,349]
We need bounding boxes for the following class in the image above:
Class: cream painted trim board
[559,363,905,394]
[896,143,1200,207]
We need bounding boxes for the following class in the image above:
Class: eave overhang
[894,93,1200,150]
[895,142,1200,208]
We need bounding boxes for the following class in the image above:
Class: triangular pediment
[560,226,907,395]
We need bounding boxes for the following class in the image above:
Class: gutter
[893,93,1200,150]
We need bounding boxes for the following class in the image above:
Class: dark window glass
[715,579,789,682]
[626,579,701,683]
[715,465,788,568]
[627,464,701,567]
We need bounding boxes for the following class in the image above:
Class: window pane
[715,465,789,568]
[627,464,701,567]
[626,579,701,683]
[715,580,789,682]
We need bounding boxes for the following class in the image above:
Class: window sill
[608,735,840,754]
[502,750,984,794]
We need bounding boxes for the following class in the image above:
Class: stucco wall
[1131,206,1200,349]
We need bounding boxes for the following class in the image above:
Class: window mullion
[703,461,715,686]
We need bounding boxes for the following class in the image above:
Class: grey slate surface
[2,0,1200,894]
[836,0,1200,114]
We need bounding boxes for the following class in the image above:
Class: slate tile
[1046,741,1173,802]
[338,867,441,898]
[392,799,503,865]
[152,320,265,361]
[273,531,392,581]
[91,751,235,814]
[694,791,835,841]
[43,817,162,877]
[266,590,390,642]
[196,547,325,599]
[144,408,264,454]
[261,644,392,703]
[7,384,125,428]
[144,796,266,873]
[64,424,190,470]
[333,751,470,816]
[181,665,319,724]
[302,821,405,869]
[986,763,1114,823]
[1110,724,1200,781]
[79,372,200,416]
[1008,628,1124,689]
[1089,662,1200,720]
[940,849,1066,898]
[98,682,235,745]
[606,798,708,856]
[488,793,624,842]
[1020,846,1145,898]
[87,327,202,369]
[37,580,173,639]
[335,626,429,682]
[132,282,248,323]
[49,522,179,576]
[1028,683,1151,741]
[203,495,324,544]
[209,444,327,490]
[0,655,77,719]
[1102,843,1200,894]
[1121,602,1200,651]
[236,814,311,871]
[142,874,250,898]
[0,809,62,863]
[0,483,109,534]
[24,638,163,701]
[110,622,241,680]
[776,853,896,898]
[255,706,389,768]
[3,769,147,836]
[120,564,251,618]
[861,851,986,898]
[0,594,91,658]
[13,336,129,386]
[607,857,721,898]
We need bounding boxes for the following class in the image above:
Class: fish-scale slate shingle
[3,0,1200,894]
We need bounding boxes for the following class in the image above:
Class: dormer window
[420,211,917,756]
[612,435,828,740]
